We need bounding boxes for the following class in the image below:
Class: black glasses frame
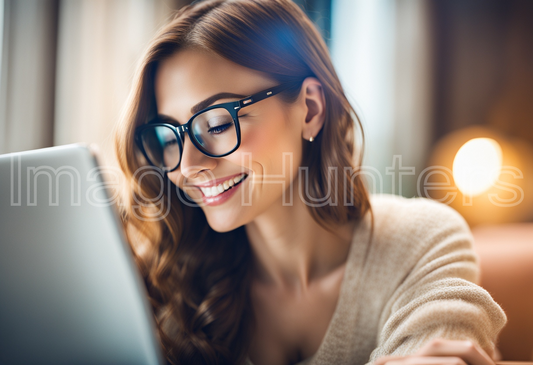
[135,81,301,172]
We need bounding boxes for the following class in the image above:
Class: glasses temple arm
[237,81,302,108]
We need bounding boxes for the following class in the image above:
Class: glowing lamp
[453,138,503,197]
[425,126,533,227]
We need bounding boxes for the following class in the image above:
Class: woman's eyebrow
[191,92,247,114]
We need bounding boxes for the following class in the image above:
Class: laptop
[0,144,164,365]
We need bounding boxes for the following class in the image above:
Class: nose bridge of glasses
[177,124,188,134]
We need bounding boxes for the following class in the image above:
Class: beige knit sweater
[245,193,507,365]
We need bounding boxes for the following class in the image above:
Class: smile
[197,173,248,198]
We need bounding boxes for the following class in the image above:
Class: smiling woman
[154,48,328,231]
[113,1,506,365]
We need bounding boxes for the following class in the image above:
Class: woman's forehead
[154,48,273,120]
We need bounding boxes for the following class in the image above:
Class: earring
[309,136,314,142]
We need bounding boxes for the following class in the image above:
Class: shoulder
[362,194,478,283]
[369,193,469,229]
[368,193,472,245]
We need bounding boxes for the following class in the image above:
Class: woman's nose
[179,135,216,178]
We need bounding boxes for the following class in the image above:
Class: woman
[114,0,506,364]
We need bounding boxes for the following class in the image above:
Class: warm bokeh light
[453,138,503,196]
[427,126,533,226]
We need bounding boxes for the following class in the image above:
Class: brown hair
[114,0,372,364]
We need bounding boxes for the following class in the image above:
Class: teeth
[200,174,246,198]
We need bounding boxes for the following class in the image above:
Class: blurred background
[0,0,532,359]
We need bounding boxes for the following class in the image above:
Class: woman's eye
[208,123,232,134]
[163,139,178,147]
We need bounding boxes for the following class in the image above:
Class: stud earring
[309,136,314,142]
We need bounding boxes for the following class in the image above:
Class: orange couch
[472,223,533,361]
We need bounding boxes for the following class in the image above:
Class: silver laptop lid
[0,144,164,365]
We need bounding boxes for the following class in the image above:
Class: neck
[245,183,355,292]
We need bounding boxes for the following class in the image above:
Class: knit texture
[245,194,507,365]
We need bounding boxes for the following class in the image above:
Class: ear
[300,77,326,142]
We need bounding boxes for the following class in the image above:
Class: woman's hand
[375,339,495,365]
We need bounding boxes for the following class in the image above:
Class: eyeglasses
[135,81,301,172]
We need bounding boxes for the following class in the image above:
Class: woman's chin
[204,215,242,233]
[200,205,247,232]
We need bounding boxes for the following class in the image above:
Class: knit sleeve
[367,200,507,361]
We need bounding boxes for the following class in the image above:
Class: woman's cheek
[239,124,277,155]
[239,113,297,158]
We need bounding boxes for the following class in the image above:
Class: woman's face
[155,48,307,232]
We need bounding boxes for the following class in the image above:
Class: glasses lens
[190,108,237,156]
[140,125,181,170]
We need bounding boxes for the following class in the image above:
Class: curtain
[0,0,58,154]
[0,0,184,163]
[331,0,433,198]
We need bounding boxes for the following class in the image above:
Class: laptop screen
[0,144,164,365]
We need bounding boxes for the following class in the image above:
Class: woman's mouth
[195,173,248,206]
[199,173,247,197]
